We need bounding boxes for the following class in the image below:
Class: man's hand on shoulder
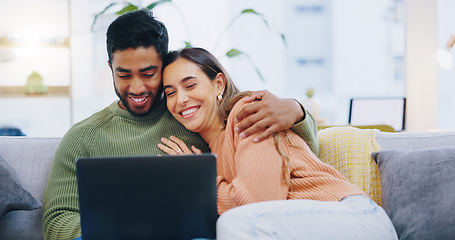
[234,90,304,143]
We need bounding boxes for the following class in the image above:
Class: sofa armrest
[0,137,61,240]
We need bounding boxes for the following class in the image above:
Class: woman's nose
[177,92,189,105]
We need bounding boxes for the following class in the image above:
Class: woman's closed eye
[185,82,197,90]
[165,89,176,97]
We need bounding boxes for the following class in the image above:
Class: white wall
[405,0,438,132]
[328,0,405,125]
[228,0,287,95]
[438,0,455,130]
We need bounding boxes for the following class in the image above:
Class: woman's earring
[217,94,223,102]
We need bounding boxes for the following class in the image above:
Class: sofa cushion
[0,137,60,240]
[372,147,455,240]
[0,156,41,217]
[318,127,382,204]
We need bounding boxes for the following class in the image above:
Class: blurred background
[0,0,454,137]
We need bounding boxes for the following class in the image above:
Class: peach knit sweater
[210,99,365,215]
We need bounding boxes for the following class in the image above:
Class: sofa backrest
[0,137,61,240]
[376,130,455,151]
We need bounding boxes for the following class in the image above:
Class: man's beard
[114,87,160,117]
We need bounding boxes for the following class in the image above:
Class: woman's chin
[185,126,199,133]
[174,113,203,133]
[181,122,201,134]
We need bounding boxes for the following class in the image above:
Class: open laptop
[348,97,406,131]
[76,154,218,240]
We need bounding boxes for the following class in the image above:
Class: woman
[158,48,397,239]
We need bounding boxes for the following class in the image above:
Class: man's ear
[215,73,227,94]
[108,60,112,69]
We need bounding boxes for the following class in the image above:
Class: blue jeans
[216,195,398,240]
[78,197,393,240]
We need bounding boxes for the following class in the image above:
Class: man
[42,9,319,240]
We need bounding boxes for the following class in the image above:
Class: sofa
[1,127,454,240]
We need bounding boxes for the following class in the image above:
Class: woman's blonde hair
[163,47,293,189]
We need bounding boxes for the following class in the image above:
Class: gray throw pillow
[372,147,455,240]
[0,156,42,218]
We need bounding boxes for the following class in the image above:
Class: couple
[42,9,397,240]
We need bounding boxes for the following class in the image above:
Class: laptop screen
[348,97,406,131]
[76,154,218,240]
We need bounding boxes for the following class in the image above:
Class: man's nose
[129,77,146,94]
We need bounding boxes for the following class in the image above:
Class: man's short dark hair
[106,9,169,64]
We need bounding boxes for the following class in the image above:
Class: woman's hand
[157,136,202,155]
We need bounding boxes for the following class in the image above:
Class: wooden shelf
[0,37,70,48]
[0,86,70,98]
[0,0,74,128]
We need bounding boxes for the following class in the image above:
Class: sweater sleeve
[42,129,85,240]
[217,101,288,211]
[290,102,320,156]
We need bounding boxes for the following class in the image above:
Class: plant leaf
[91,2,121,31]
[241,9,270,30]
[147,0,172,10]
[254,67,265,82]
[116,4,138,15]
[226,49,265,82]
[241,8,261,16]
[226,49,243,58]
[184,41,193,48]
[280,33,287,47]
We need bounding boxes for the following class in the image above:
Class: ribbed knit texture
[211,99,365,215]
[42,100,209,240]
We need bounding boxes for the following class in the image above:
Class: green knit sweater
[42,99,319,240]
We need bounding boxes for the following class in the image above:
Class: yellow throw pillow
[318,126,382,205]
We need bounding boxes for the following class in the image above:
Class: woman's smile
[180,106,200,118]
